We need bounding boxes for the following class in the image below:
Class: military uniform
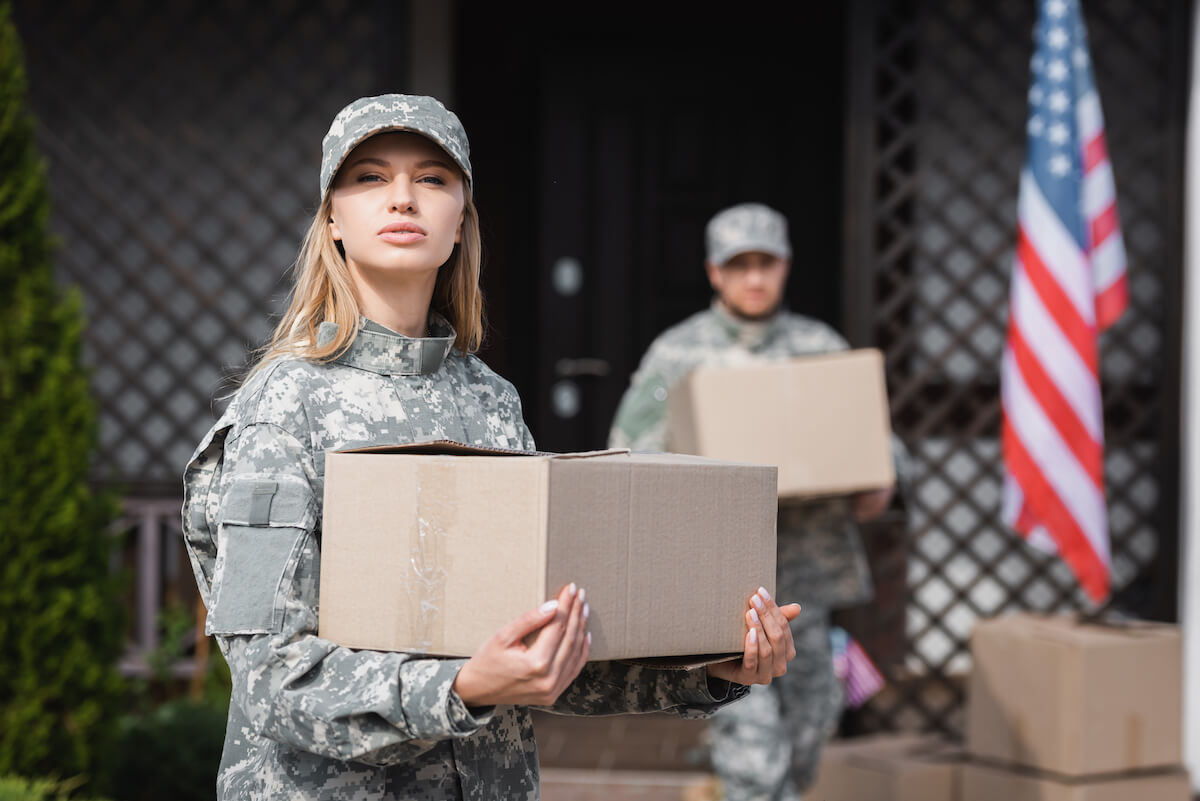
[183,316,748,801]
[609,301,904,800]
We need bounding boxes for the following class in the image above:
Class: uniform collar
[316,314,456,375]
[709,299,784,349]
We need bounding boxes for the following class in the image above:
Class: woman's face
[328,131,466,280]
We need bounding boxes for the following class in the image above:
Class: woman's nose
[388,181,415,212]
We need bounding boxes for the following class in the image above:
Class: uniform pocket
[208,478,315,635]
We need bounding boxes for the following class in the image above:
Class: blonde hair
[248,183,485,379]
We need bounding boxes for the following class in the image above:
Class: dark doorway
[458,6,848,452]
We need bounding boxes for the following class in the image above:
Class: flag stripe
[1090,202,1119,250]
[1002,349,1108,554]
[1010,265,1103,440]
[1017,227,1099,372]
[1007,324,1104,487]
[1003,416,1110,600]
[1095,272,1130,330]
[1018,170,1096,324]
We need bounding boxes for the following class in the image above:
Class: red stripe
[1007,325,1104,488]
[1090,202,1118,250]
[1003,417,1110,601]
[1016,227,1099,373]
[1095,272,1129,331]
[1083,133,1108,173]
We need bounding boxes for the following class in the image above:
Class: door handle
[555,358,611,377]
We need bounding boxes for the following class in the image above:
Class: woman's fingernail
[751,594,764,610]
[758,586,772,602]
[583,603,590,620]
[569,582,577,596]
[749,607,760,624]
[749,628,758,644]
[540,600,559,614]
[579,587,586,603]
[587,632,592,645]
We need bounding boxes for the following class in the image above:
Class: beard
[721,298,782,322]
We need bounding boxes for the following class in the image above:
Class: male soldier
[608,202,904,800]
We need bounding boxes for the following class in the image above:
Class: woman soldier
[182,94,800,800]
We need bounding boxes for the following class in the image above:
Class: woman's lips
[378,222,426,244]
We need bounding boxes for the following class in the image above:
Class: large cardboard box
[960,761,1191,801]
[807,733,963,801]
[666,349,894,499]
[966,612,1182,776]
[318,442,778,662]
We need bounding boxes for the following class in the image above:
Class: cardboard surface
[960,761,1191,801]
[966,612,1182,776]
[318,443,778,661]
[806,733,963,801]
[666,349,894,499]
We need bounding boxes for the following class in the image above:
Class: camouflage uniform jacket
[182,316,746,801]
[609,301,906,609]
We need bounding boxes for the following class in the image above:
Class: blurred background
[4,0,1190,798]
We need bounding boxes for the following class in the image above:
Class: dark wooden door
[513,15,849,452]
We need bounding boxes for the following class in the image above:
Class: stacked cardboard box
[962,612,1190,800]
[807,733,964,801]
[666,349,895,499]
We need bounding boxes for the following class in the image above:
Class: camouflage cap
[320,94,472,199]
[704,202,792,266]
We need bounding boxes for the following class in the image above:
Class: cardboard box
[966,612,1182,776]
[960,761,1191,801]
[807,733,963,801]
[666,349,894,499]
[318,441,778,661]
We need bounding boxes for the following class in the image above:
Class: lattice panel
[853,0,1182,737]
[13,0,409,494]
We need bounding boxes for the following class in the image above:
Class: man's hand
[853,485,895,522]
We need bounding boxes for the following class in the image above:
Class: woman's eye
[417,175,446,186]
[356,173,384,183]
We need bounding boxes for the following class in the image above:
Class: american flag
[830,627,884,709]
[1001,0,1128,602]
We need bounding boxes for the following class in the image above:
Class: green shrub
[101,698,227,801]
[0,776,114,801]
[0,0,127,788]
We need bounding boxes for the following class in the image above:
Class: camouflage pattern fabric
[182,316,747,801]
[320,94,473,198]
[608,301,910,798]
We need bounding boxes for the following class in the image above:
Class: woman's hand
[707,587,801,686]
[452,582,590,707]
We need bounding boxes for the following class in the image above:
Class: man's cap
[320,94,472,200]
[704,202,792,266]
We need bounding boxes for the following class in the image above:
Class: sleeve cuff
[401,658,495,739]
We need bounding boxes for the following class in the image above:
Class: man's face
[706,251,790,320]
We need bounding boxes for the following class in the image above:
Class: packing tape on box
[406,461,456,652]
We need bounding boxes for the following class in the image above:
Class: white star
[1049,90,1070,112]
[1028,116,1045,137]
[1046,0,1068,17]
[1073,47,1088,68]
[1029,86,1044,105]
[1048,122,1070,144]
[1047,27,1069,49]
[1047,59,1068,81]
[1049,153,1072,176]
